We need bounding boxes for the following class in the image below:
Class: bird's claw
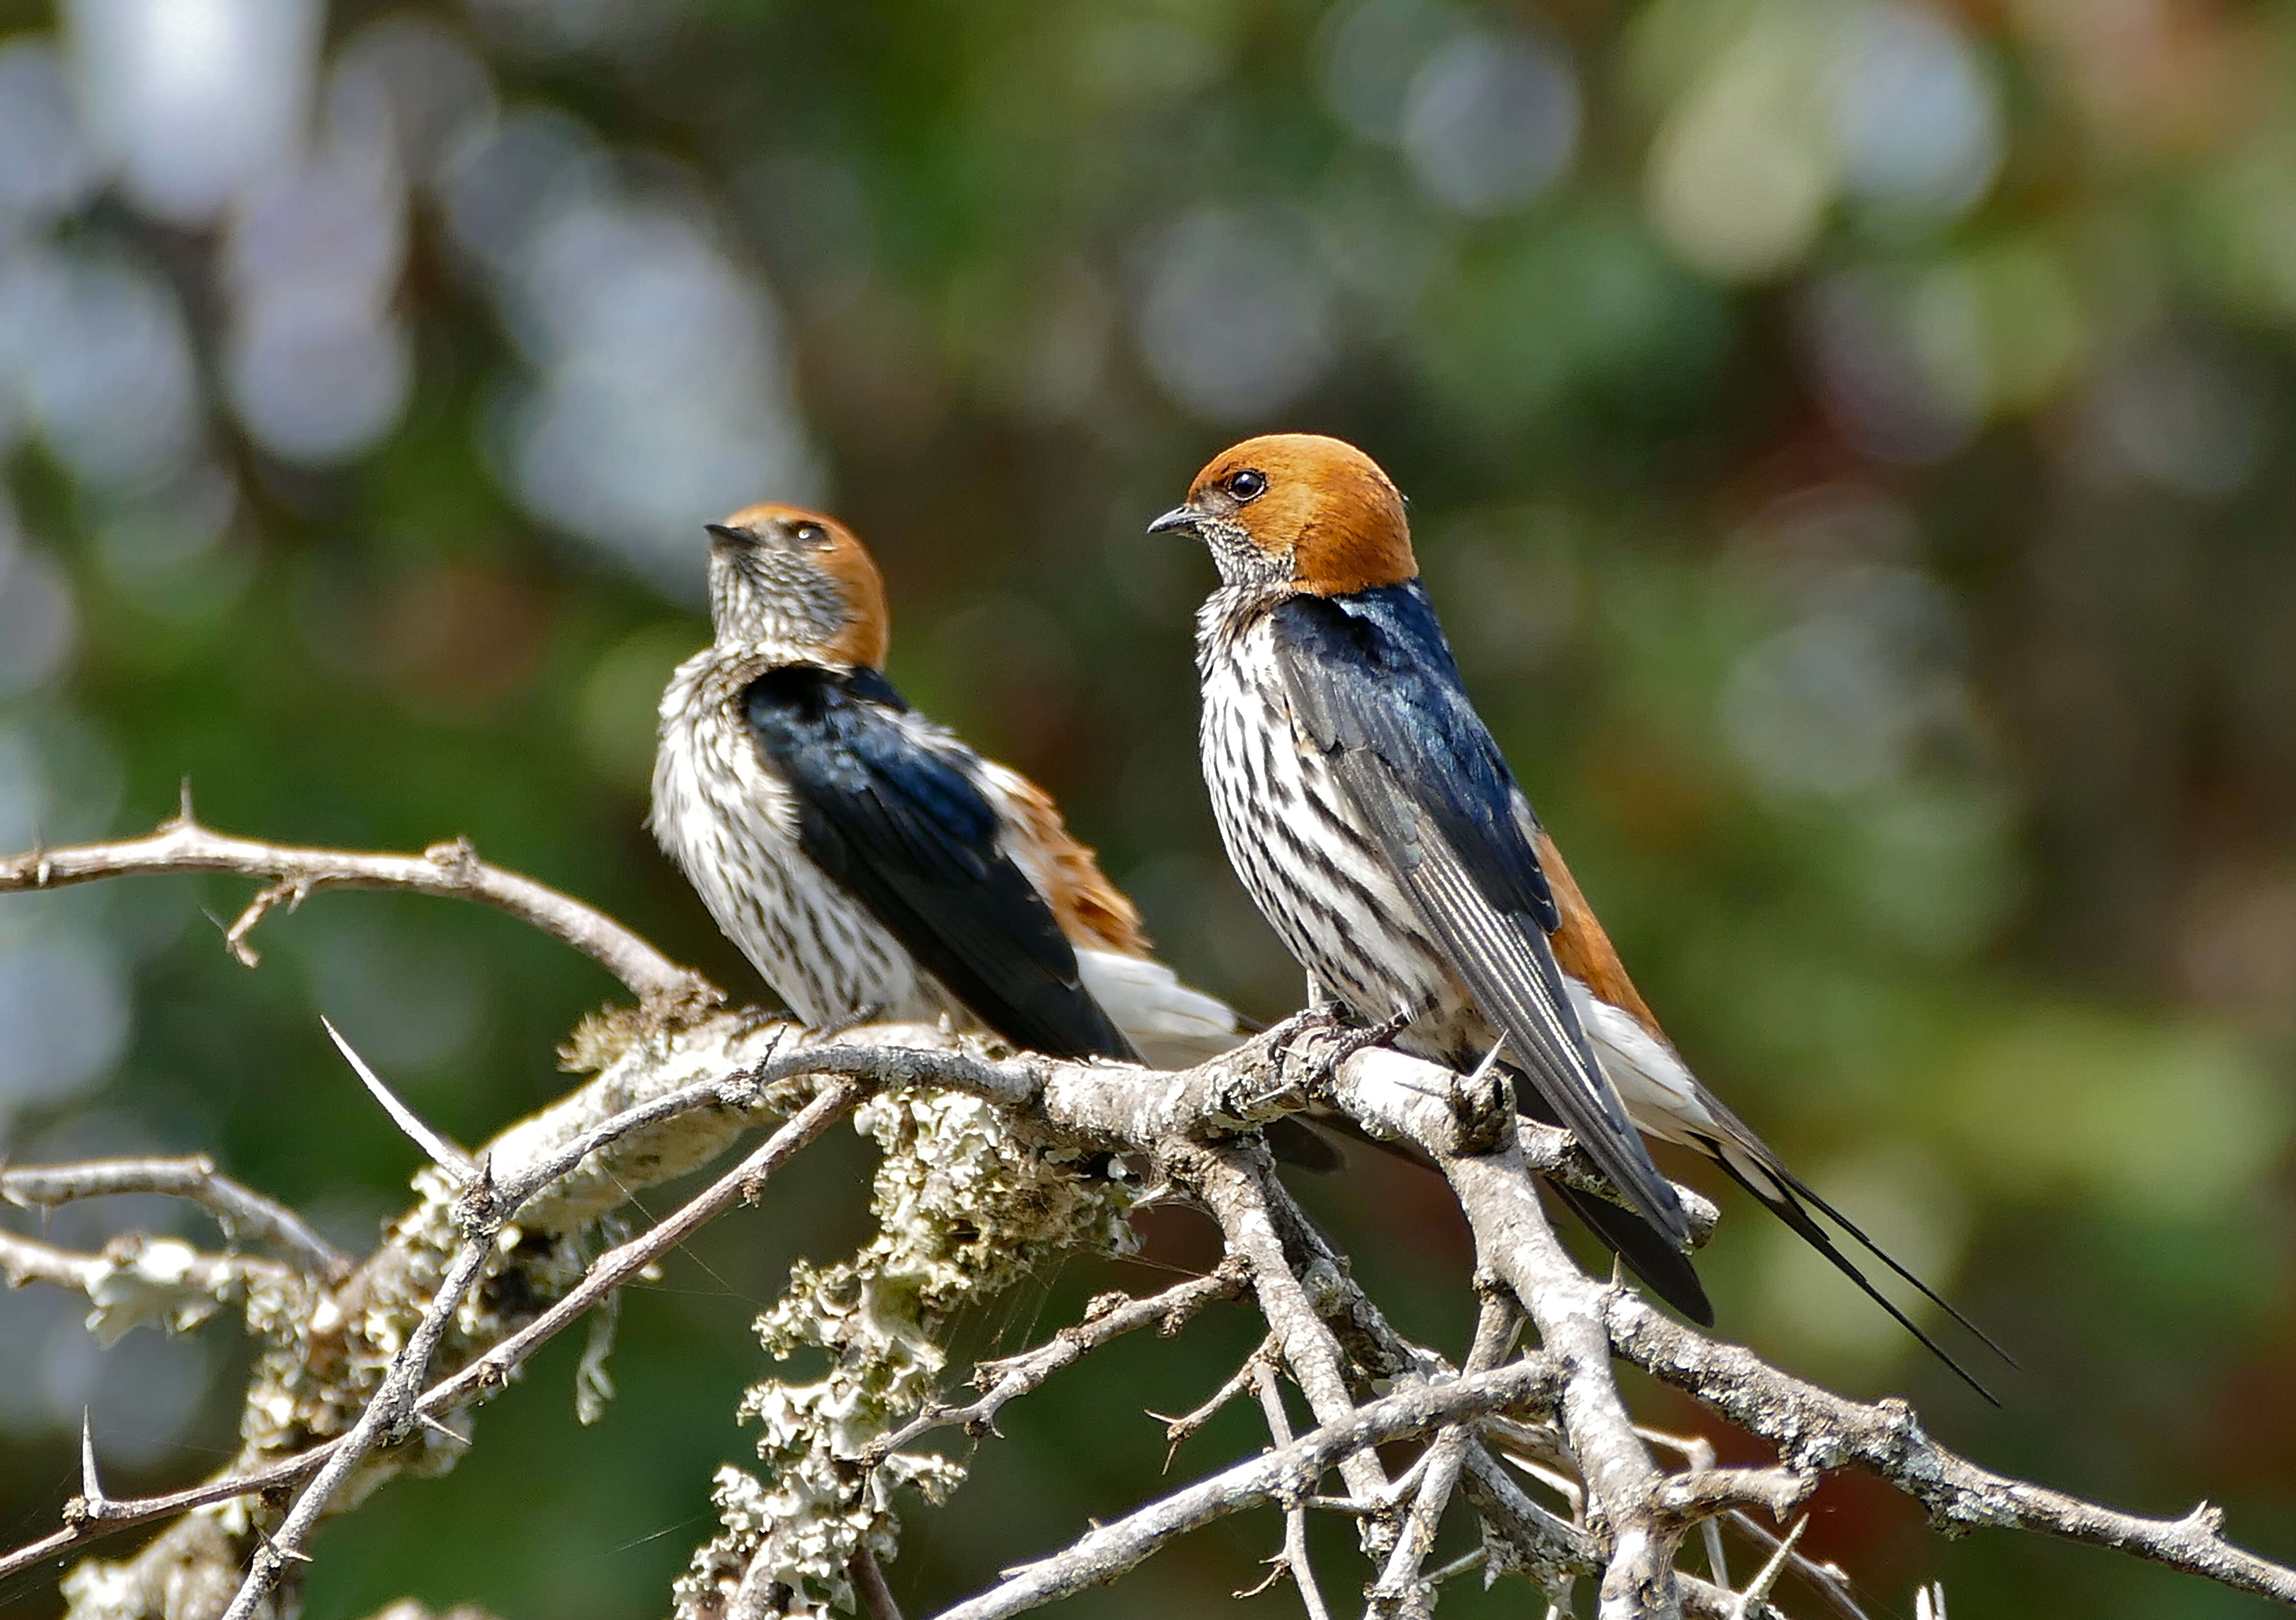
[1310,1006,1411,1091]
[811,1002,888,1041]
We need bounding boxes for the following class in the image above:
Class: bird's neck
[1194,582,1286,664]
[679,639,851,711]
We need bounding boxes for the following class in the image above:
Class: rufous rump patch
[1189,433,1417,596]
[997,772,1151,957]
[1536,829,1668,1045]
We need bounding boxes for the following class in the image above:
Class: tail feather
[1706,1145,2002,1404]
[1266,1115,1345,1173]
[1576,984,2009,1395]
[1077,948,1251,1069]
[1555,1183,1714,1327]
[1740,1148,2015,1367]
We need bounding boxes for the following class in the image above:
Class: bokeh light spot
[1135,207,1336,424]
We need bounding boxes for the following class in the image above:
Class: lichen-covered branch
[693,1085,1143,1619]
[44,1009,840,1619]
[1607,1293,2296,1607]
[3,1156,350,1280]
[9,829,2295,1620]
[0,1228,299,1348]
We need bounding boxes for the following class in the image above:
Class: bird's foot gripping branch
[4,813,2294,1620]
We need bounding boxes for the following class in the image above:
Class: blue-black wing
[743,666,1137,1062]
[1268,584,1689,1245]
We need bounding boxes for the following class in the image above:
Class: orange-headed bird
[652,504,1270,1077]
[1153,435,2000,1393]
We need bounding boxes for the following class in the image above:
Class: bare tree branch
[1178,1141,1396,1542]
[926,1356,1565,1620]
[2,1155,350,1279]
[1607,1292,2296,1606]
[1651,1468,1812,1532]
[0,809,713,1009]
[0,1227,296,1346]
[1410,1107,1691,1613]
[1249,1357,1333,1620]
[9,829,2295,1620]
[866,1260,1251,1465]
[1156,1335,1278,1464]
[1453,1451,1795,1620]
[1368,1292,1518,1616]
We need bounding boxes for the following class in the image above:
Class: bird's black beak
[1147,503,1202,537]
[706,523,752,552]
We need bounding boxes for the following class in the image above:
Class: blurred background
[1,0,2294,1615]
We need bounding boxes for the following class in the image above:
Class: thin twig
[2,1155,350,1280]
[1454,1451,1791,1620]
[851,1545,903,1620]
[0,1083,861,1588]
[1251,1359,1334,1620]
[1607,1292,2296,1606]
[1641,1430,1734,1597]
[0,811,710,1006]
[217,1192,500,1620]
[1723,1509,1871,1620]
[1153,1334,1278,1468]
[926,1356,1563,1620]
[1368,1292,1520,1616]
[1180,1143,1394,1538]
[868,1261,1249,1465]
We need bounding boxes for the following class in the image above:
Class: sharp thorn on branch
[1232,1554,1288,1600]
[79,1411,104,1506]
[321,1016,478,1183]
[1735,1513,1809,1614]
[1425,1546,1487,1585]
[1722,1508,1870,1620]
[249,1522,313,1566]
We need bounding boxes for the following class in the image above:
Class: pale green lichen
[674,1087,1135,1619]
[58,1009,799,1620]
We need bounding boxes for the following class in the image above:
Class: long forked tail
[1706,1139,2012,1404]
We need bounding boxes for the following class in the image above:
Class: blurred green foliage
[3,0,2296,1616]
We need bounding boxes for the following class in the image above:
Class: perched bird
[1152,434,2001,1391]
[651,502,1290,1087]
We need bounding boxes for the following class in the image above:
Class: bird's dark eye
[791,523,827,546]
[1227,468,1268,503]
